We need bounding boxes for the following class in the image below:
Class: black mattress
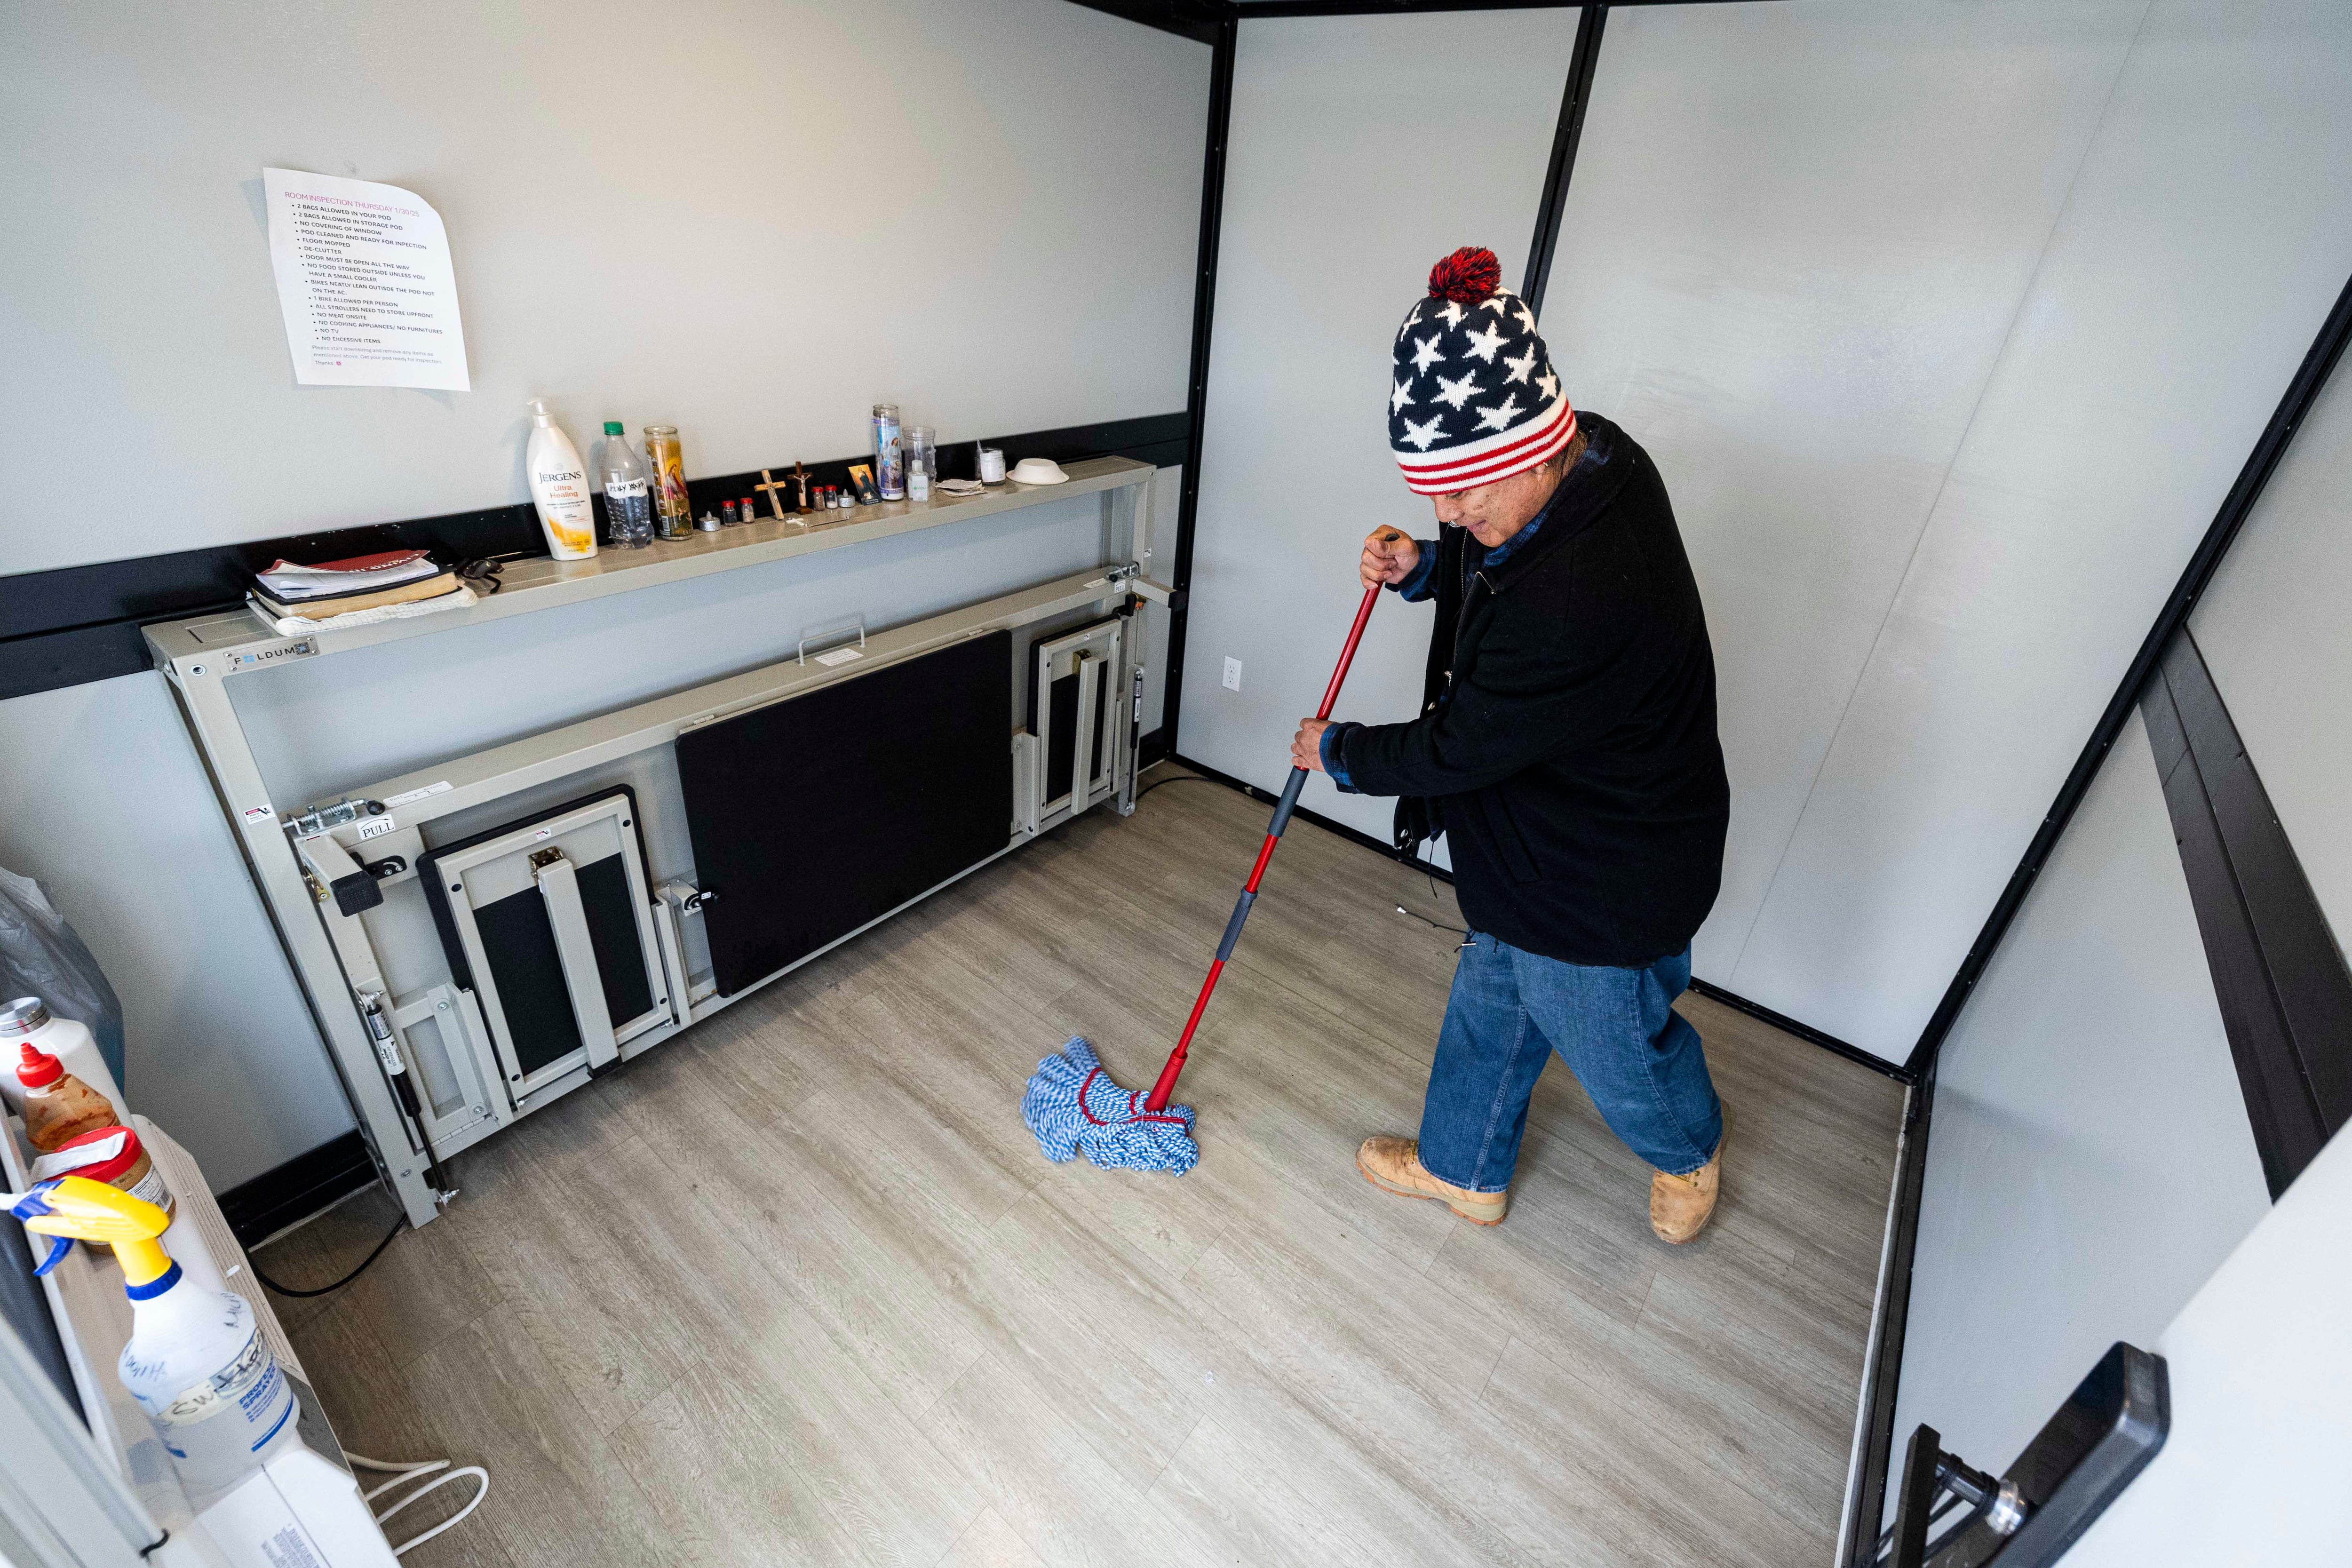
[678,631,1013,996]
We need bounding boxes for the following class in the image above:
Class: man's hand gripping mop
[1022,568,1388,1174]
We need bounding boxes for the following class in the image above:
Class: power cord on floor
[251,1213,407,1298]
[1131,771,1226,807]
[1395,870,1470,939]
[349,1454,490,1556]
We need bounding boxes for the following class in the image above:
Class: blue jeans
[1417,933,1723,1188]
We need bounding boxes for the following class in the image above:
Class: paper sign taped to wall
[263,168,471,390]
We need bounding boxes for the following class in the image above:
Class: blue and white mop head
[1021,1037,1199,1175]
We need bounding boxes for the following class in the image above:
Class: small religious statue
[793,461,813,515]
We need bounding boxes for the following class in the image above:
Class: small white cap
[527,398,554,427]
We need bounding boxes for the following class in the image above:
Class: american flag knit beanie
[1388,247,1575,496]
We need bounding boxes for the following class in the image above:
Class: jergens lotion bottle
[526,398,599,559]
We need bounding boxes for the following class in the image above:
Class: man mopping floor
[1292,247,1733,1244]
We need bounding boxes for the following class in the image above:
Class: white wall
[0,0,1204,575]
[1176,8,1584,853]
[0,0,1208,1189]
[1890,709,2270,1513]
[2063,1123,2352,1568]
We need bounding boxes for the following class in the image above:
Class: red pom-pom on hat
[1427,247,1502,304]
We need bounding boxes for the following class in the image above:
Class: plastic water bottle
[598,421,654,549]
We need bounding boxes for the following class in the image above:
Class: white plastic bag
[0,867,126,1090]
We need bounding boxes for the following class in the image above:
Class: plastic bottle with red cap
[17,1038,119,1153]
[0,995,127,1125]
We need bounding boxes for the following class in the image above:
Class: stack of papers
[252,549,459,620]
[253,584,479,636]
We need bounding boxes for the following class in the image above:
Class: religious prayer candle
[644,425,691,540]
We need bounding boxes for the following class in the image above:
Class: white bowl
[1009,457,1069,486]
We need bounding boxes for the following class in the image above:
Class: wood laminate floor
[260,764,1906,1568]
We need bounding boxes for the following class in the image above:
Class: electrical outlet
[1222,656,1242,692]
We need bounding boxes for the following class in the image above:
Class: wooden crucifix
[755,468,796,524]
[792,461,813,514]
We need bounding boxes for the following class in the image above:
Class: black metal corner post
[1839,1058,1937,1566]
[1902,266,2352,1082]
[1521,4,1608,316]
[1156,8,1240,757]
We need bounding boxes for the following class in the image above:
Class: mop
[1023,570,1388,1174]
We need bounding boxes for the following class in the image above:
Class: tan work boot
[1650,1103,1729,1244]
[1356,1136,1508,1226]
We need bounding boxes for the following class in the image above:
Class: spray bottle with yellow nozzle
[12,1175,300,1494]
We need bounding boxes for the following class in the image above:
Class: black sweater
[1333,414,1729,967]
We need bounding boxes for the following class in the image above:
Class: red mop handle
[1144,578,1384,1112]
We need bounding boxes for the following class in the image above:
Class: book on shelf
[253,549,444,603]
[252,571,460,621]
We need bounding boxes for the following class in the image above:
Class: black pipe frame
[1841,1064,1935,1568]
[2142,629,2352,1198]
[1232,0,1756,16]
[1521,5,1608,314]
[1157,10,1239,764]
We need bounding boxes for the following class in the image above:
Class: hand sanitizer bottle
[525,399,598,559]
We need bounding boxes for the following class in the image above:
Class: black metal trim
[1157,12,1239,756]
[1064,0,1231,42]
[215,1129,380,1249]
[2142,630,2352,1199]
[0,411,1187,703]
[1839,1064,1935,1567]
[1903,269,2352,1080]
[1686,978,1913,1084]
[1520,4,1607,314]
[1229,0,1763,14]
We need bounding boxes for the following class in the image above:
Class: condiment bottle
[34,1125,175,1235]
[17,1042,121,1153]
[0,996,126,1123]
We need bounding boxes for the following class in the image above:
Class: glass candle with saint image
[644,425,691,540]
